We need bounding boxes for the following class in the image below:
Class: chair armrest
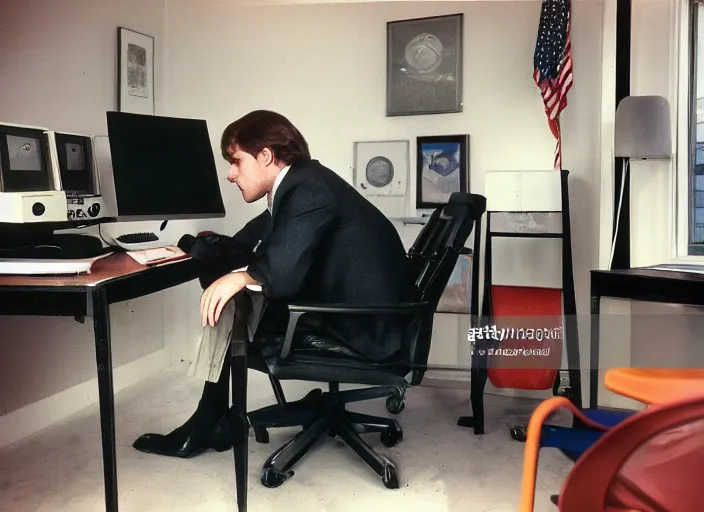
[278,302,428,360]
[287,302,429,315]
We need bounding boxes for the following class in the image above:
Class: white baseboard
[421,367,559,400]
[422,368,642,411]
[0,349,169,449]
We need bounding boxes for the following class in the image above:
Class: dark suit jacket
[189,159,412,361]
[246,159,412,362]
[186,210,271,288]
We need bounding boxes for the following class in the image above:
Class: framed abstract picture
[386,13,463,116]
[117,27,155,115]
[416,134,469,209]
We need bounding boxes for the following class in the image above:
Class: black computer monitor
[105,111,226,221]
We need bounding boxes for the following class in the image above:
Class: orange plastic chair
[520,394,704,511]
[520,397,608,511]
[605,368,704,405]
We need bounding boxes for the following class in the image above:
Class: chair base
[248,387,403,490]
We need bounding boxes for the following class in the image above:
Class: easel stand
[458,169,583,435]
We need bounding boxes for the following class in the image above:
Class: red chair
[520,395,704,511]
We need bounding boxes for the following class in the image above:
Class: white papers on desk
[0,253,112,275]
[643,263,704,275]
[126,246,186,265]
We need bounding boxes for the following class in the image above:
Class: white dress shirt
[267,165,290,214]
[232,165,290,274]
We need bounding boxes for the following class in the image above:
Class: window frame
[676,0,704,259]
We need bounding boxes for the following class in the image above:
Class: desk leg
[89,287,118,512]
[231,341,248,512]
[229,294,249,512]
[589,295,601,409]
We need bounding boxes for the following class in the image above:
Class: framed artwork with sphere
[416,134,469,209]
[386,13,464,116]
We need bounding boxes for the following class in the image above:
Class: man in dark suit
[133,110,411,458]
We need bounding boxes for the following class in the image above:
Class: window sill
[666,256,704,265]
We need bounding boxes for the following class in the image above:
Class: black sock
[191,347,231,428]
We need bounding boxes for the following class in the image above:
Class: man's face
[226,147,270,203]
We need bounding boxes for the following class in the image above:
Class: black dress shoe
[133,415,232,458]
[550,494,559,506]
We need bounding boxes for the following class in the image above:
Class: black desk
[589,268,704,408]
[0,253,200,511]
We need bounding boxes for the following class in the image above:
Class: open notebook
[126,246,188,266]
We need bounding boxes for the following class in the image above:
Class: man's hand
[200,272,257,327]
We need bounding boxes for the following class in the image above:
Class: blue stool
[511,408,634,461]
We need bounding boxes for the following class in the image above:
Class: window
[688,1,704,254]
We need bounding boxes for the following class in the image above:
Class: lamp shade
[614,95,672,159]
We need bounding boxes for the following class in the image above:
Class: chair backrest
[404,192,486,384]
[559,394,704,512]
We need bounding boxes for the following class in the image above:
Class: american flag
[533,0,573,170]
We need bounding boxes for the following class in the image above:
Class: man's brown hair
[220,110,311,166]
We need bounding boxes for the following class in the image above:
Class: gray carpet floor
[0,367,573,511]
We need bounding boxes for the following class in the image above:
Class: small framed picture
[353,140,409,197]
[416,134,469,209]
[117,27,155,115]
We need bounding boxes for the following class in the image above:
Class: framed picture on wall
[117,27,155,115]
[386,13,463,116]
[416,134,469,209]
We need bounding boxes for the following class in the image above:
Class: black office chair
[245,192,487,489]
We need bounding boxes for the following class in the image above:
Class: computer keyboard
[106,231,164,251]
[116,232,160,244]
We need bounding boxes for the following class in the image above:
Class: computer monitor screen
[0,123,52,192]
[54,133,95,196]
[105,111,226,221]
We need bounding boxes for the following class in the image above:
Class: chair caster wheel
[254,426,269,444]
[380,423,403,447]
[510,424,527,442]
[382,464,399,489]
[261,467,293,488]
[386,394,405,415]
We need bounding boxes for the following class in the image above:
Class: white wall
[629,0,676,268]
[0,0,208,446]
[165,0,605,403]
